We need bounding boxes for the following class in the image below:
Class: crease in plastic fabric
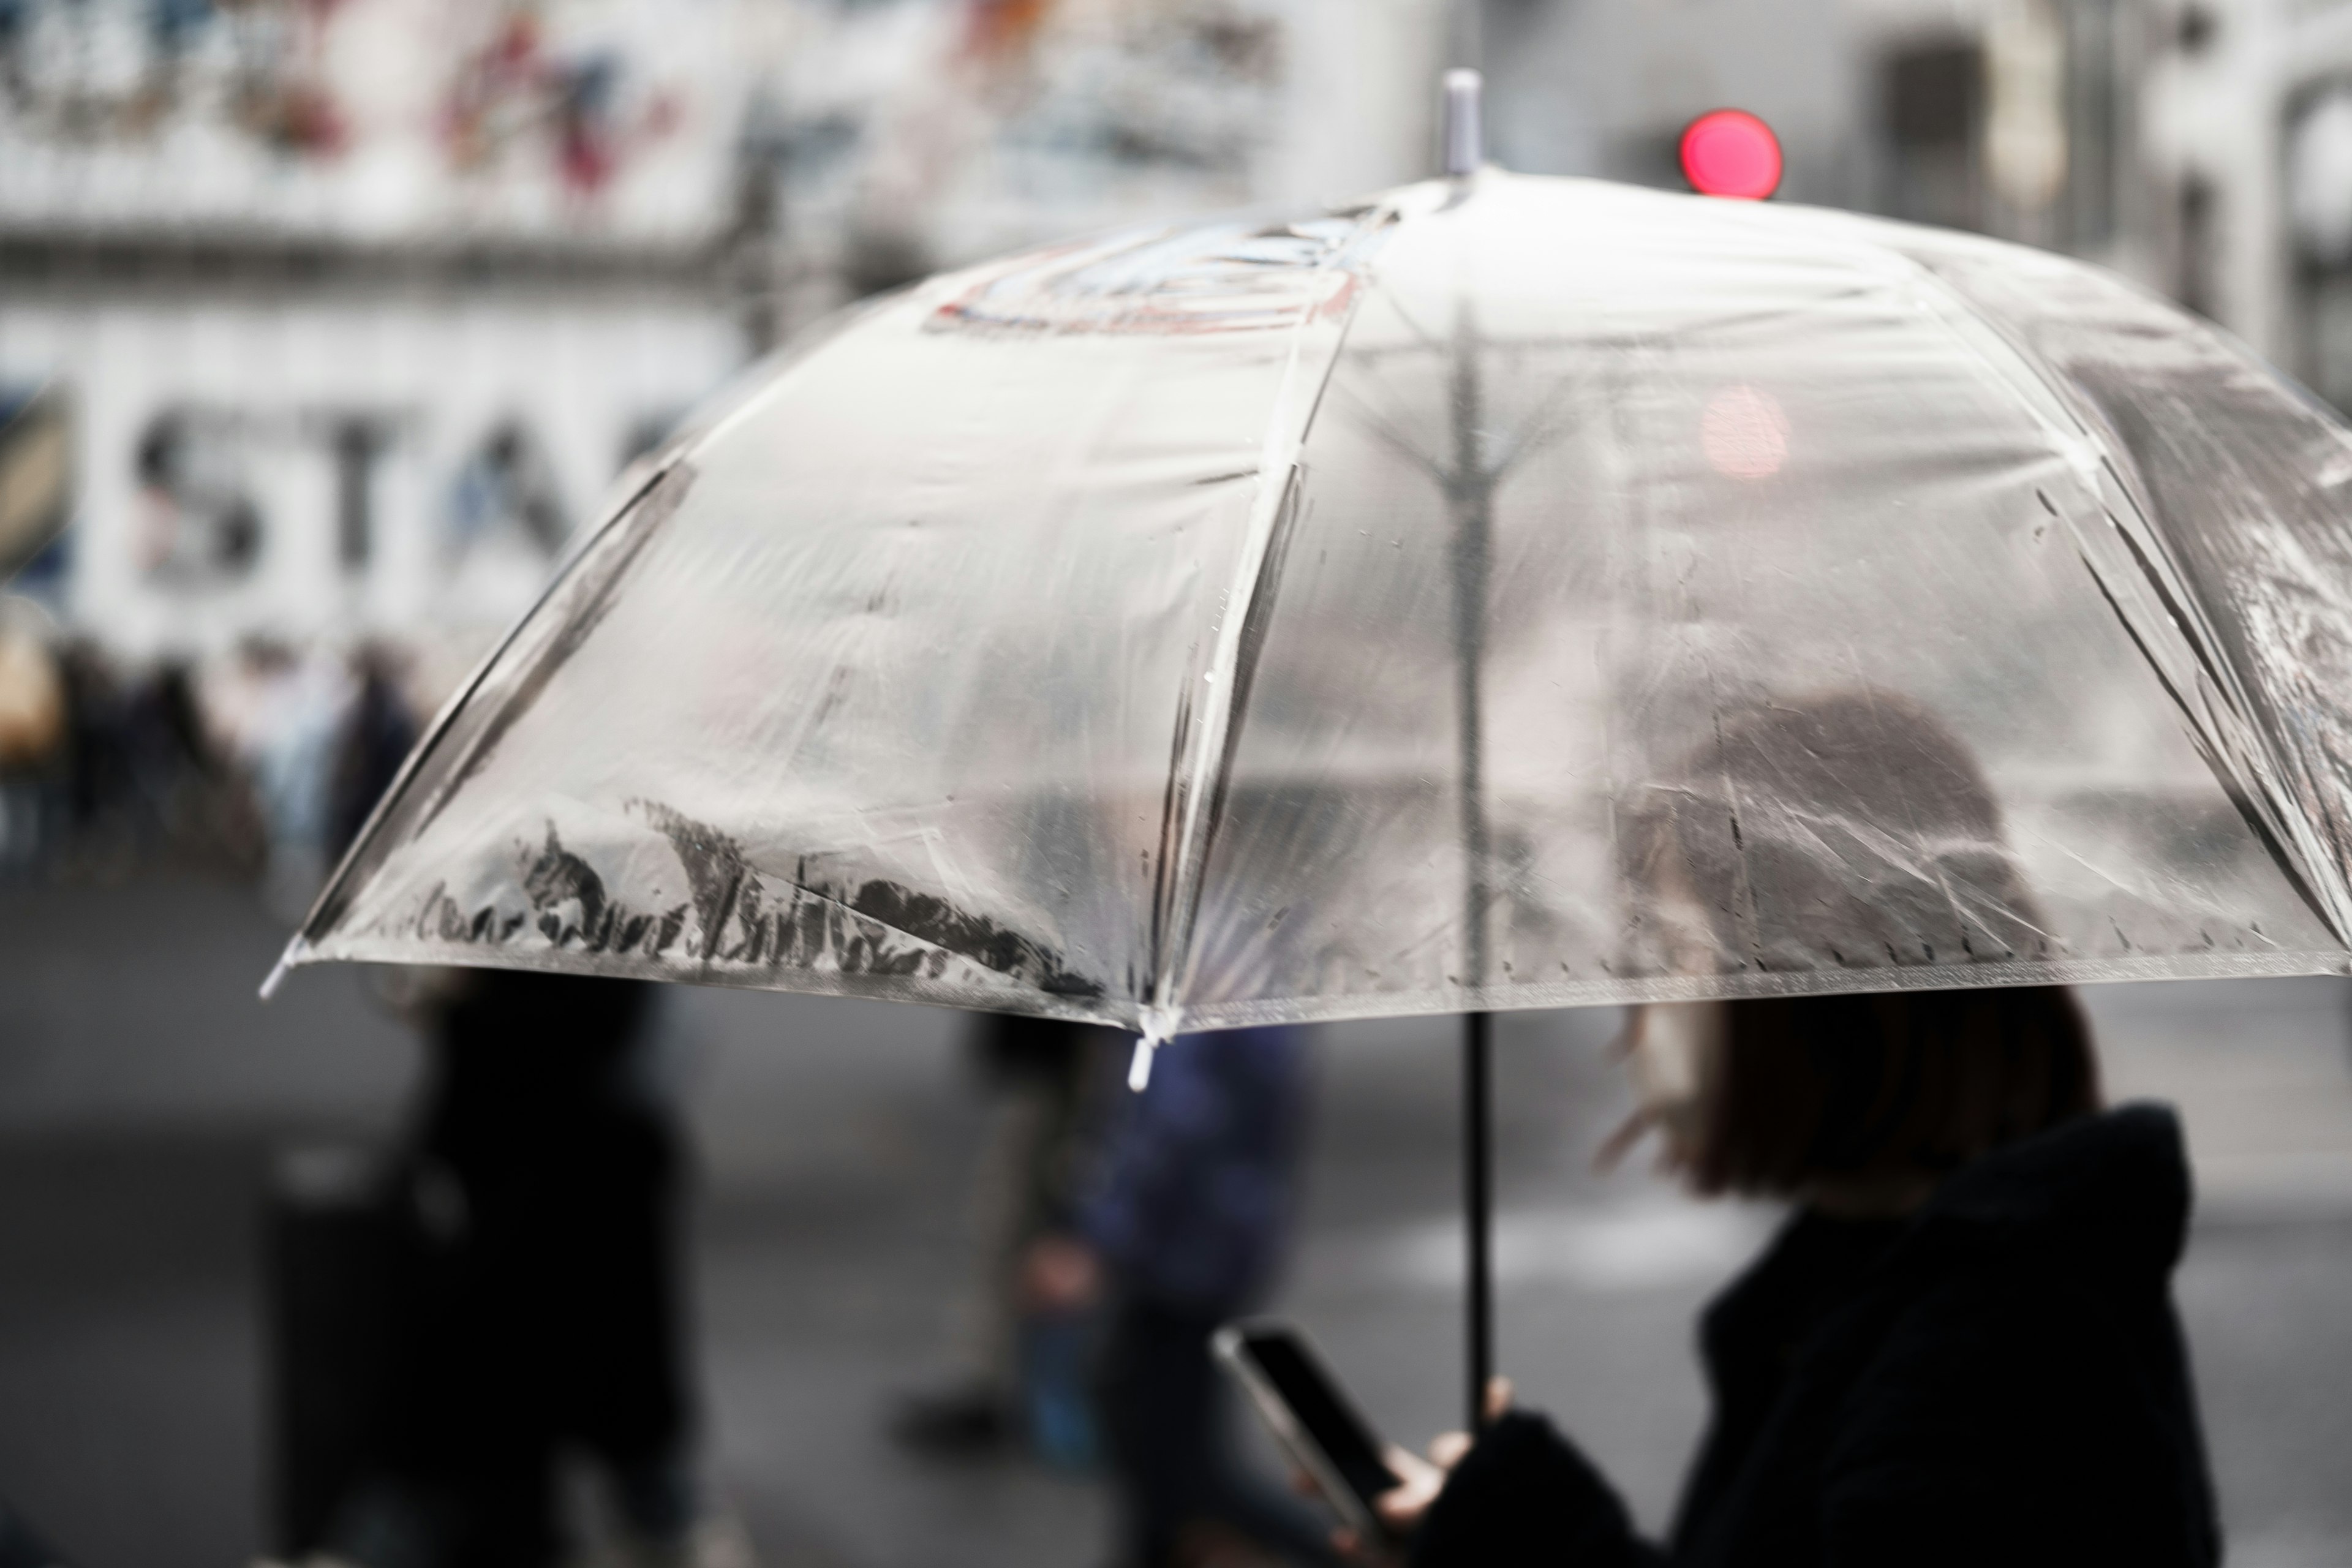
[274,174,2352,1038]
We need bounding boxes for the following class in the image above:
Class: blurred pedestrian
[203,637,355,915]
[0,601,63,875]
[55,638,134,876]
[121,658,239,867]
[892,1012,1107,1458]
[303,655,728,1567]
[327,641,420,860]
[0,1494,69,1568]
[1039,1025,1336,1568]
[1366,695,2220,1568]
[0,604,62,770]
[328,970,717,1568]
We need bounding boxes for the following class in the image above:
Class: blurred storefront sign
[136,407,266,586]
[0,296,739,661]
[29,0,2345,662]
[0,0,1451,667]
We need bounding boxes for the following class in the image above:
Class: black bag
[263,1144,401,1558]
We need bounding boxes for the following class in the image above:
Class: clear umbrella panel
[277,173,2352,1040]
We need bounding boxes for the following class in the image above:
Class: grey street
[2,875,2349,1567]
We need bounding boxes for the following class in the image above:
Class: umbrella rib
[1140,213,1392,1049]
[272,295,872,990]
[1886,243,2352,945]
[279,456,690,978]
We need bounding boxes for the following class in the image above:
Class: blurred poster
[0,0,765,247]
[0,387,72,584]
[779,0,1297,282]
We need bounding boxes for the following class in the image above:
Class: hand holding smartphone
[1213,1319,1403,1547]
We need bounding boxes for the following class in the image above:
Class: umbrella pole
[1441,65,1496,1438]
[1464,1008,1494,1433]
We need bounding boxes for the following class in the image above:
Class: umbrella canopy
[273,170,2352,1049]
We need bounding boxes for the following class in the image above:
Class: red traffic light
[1679,110,1783,200]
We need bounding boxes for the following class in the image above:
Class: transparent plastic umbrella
[270,91,2352,1427]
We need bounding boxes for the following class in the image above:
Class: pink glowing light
[1679,110,1784,201]
[1702,385,1790,480]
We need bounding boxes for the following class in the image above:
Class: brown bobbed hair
[1618,690,2057,978]
[1687,986,2101,1198]
[1618,690,2101,1196]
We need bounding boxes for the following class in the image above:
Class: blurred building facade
[1478,0,2352,409]
[1,0,2343,672]
[0,0,1450,669]
[2167,0,2352,410]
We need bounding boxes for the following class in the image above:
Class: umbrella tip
[1128,1007,1180,1091]
[1444,69,1483,179]
[257,937,308,1002]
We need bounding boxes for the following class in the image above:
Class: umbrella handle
[1464,1009,1494,1433]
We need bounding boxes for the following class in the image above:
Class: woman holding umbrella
[1362,693,2222,1568]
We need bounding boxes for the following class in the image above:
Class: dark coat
[1079,1025,1311,1315]
[1413,1104,2220,1568]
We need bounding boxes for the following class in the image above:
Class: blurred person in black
[334,971,698,1568]
[325,642,418,863]
[306,657,715,1567]
[1030,1025,1336,1568]
[0,606,62,874]
[123,658,252,869]
[891,1010,1104,1457]
[54,638,133,875]
[0,1497,67,1568]
[1354,695,2220,1568]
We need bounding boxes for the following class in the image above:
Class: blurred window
[1877,38,1985,230]
[1986,0,2068,220]
[2178,173,2217,322]
[2288,85,2352,415]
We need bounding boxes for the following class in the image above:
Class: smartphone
[1214,1318,1401,1541]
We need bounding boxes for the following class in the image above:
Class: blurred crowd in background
[0,618,420,913]
[8,0,2352,917]
[13,0,2352,921]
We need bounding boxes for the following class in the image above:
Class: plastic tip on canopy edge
[1444,69,1483,178]
[1129,1007,1180,1091]
[257,937,308,1002]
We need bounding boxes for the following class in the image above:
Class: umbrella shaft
[1464,1008,1494,1433]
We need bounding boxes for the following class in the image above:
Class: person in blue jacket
[1028,1025,1337,1568]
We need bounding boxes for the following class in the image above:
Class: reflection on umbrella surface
[273,170,2352,1045]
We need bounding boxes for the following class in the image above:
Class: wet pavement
[1,875,2349,1567]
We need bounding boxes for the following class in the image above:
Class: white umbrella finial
[1444,69,1483,178]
